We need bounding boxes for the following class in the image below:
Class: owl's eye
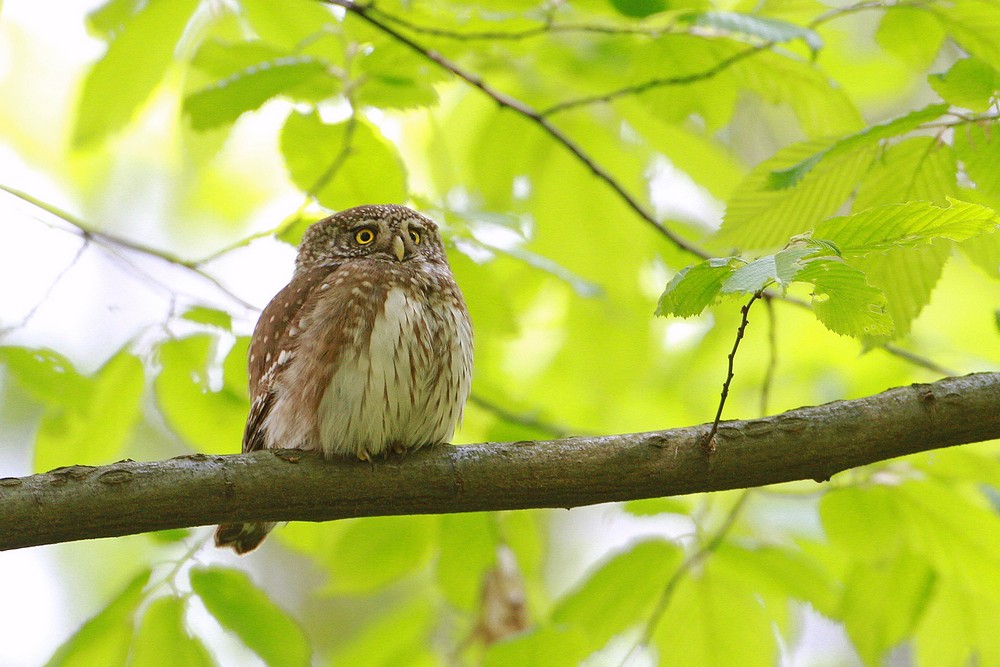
[408,229,421,245]
[354,228,376,245]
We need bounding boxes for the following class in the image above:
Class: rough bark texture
[2,373,998,551]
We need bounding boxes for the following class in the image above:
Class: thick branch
[2,373,998,551]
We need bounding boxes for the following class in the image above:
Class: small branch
[325,0,709,259]
[2,372,997,551]
[703,291,762,452]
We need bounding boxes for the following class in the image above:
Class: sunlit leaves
[190,566,311,667]
[0,346,144,472]
[323,516,437,595]
[130,597,213,667]
[929,57,1000,111]
[680,11,823,53]
[280,110,407,209]
[551,540,682,651]
[46,570,150,667]
[153,334,246,454]
[73,0,199,147]
[185,56,330,130]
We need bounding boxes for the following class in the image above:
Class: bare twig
[703,291,762,453]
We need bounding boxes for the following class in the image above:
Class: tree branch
[2,373,998,551]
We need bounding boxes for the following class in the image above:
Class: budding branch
[2,372,998,551]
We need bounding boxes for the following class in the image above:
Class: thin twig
[0,238,90,336]
[325,0,709,259]
[760,294,778,416]
[703,291,762,453]
[468,393,577,439]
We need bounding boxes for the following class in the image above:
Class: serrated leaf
[767,103,948,190]
[129,596,213,667]
[814,199,1000,255]
[655,258,741,318]
[932,0,1000,72]
[46,570,150,667]
[73,0,199,146]
[280,111,407,210]
[185,56,330,130]
[929,57,1000,112]
[853,137,957,211]
[551,540,682,650]
[720,246,816,293]
[180,306,233,330]
[325,516,437,595]
[794,259,894,337]
[153,334,245,454]
[720,140,878,251]
[681,11,822,53]
[190,567,310,667]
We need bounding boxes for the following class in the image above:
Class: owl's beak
[392,234,406,261]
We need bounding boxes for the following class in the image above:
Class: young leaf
[680,11,822,53]
[280,111,407,210]
[483,625,591,667]
[180,306,233,331]
[73,0,199,146]
[46,570,151,667]
[929,57,1000,112]
[328,599,435,666]
[153,334,245,454]
[793,259,894,337]
[720,246,816,293]
[324,516,437,595]
[955,123,1000,198]
[814,198,1000,254]
[551,540,683,651]
[129,596,213,667]
[655,257,741,318]
[185,56,330,130]
[189,567,311,667]
[766,103,949,190]
[853,137,957,211]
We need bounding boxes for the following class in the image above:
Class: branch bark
[2,373,998,551]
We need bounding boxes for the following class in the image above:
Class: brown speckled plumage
[215,205,473,554]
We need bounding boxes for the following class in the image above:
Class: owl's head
[295,204,448,274]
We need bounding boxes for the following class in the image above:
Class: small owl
[215,204,473,554]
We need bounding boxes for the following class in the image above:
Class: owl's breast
[315,279,472,459]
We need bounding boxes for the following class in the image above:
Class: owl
[215,204,473,554]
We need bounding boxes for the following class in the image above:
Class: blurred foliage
[1,0,1000,665]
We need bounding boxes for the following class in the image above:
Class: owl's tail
[214,521,274,554]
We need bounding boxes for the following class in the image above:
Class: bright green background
[1,0,999,665]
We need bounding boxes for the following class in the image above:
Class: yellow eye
[355,228,375,245]
[408,229,421,245]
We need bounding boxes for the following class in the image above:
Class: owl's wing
[242,266,338,453]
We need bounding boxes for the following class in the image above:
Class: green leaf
[326,516,437,594]
[483,625,591,667]
[190,566,310,667]
[129,596,213,667]
[46,570,150,667]
[932,0,1000,72]
[354,42,448,109]
[720,246,816,293]
[180,306,233,330]
[185,56,330,130]
[767,103,949,190]
[876,7,946,69]
[609,0,668,19]
[955,123,1000,199]
[655,258,741,318]
[793,258,893,337]
[929,57,1000,112]
[814,199,1000,255]
[239,0,339,52]
[622,497,690,516]
[280,111,407,210]
[436,513,499,611]
[329,599,435,666]
[853,137,957,211]
[3,347,146,473]
[840,555,937,665]
[551,540,683,650]
[719,139,878,251]
[73,0,199,146]
[153,334,246,454]
[680,11,822,53]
